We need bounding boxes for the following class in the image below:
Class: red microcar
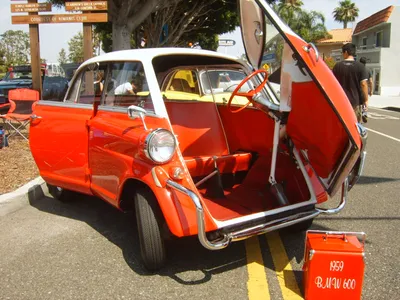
[29,0,367,270]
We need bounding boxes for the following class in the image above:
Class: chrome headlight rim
[144,128,177,164]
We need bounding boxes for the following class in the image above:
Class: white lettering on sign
[315,276,357,290]
[329,260,344,272]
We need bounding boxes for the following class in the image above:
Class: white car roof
[81,48,241,68]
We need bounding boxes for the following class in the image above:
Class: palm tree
[333,0,359,29]
[276,0,304,28]
[296,11,330,43]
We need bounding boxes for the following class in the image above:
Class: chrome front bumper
[166,124,367,251]
[167,178,349,251]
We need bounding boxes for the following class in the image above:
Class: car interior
[152,54,315,222]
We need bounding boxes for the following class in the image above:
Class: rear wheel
[47,184,71,202]
[135,189,166,271]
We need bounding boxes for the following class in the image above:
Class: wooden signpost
[9,0,109,97]
[12,13,108,24]
[11,3,52,13]
[65,1,108,11]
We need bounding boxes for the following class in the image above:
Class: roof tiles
[317,28,353,44]
[354,6,394,35]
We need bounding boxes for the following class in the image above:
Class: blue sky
[1,0,399,62]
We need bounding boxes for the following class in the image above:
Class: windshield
[200,70,252,94]
[3,70,32,81]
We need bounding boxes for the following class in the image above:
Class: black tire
[47,184,70,202]
[285,218,314,233]
[135,189,166,271]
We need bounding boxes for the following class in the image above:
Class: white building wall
[380,7,400,96]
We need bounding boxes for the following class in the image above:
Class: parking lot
[0,107,399,300]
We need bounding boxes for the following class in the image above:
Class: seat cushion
[185,152,252,177]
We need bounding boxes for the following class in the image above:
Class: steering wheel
[227,69,268,113]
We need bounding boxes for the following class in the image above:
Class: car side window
[162,70,201,101]
[103,61,153,111]
[65,71,82,103]
[77,63,106,105]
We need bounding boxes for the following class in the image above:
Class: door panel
[29,102,93,194]
[239,0,362,195]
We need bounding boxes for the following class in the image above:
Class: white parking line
[367,112,399,120]
[368,128,400,143]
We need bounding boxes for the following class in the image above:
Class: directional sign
[219,39,236,47]
[12,13,108,24]
[11,3,52,13]
[65,1,108,11]
[262,53,276,62]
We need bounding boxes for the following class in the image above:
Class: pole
[83,1,93,62]
[28,0,42,98]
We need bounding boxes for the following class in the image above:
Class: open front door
[238,0,362,195]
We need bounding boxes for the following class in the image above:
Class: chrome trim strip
[166,179,230,250]
[97,105,163,118]
[37,100,93,110]
[166,175,348,250]
[316,177,348,214]
[230,210,320,241]
[349,123,368,189]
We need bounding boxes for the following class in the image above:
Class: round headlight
[145,129,176,164]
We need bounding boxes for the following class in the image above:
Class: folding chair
[0,88,39,141]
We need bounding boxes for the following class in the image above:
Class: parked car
[42,76,69,102]
[0,65,34,114]
[29,0,367,270]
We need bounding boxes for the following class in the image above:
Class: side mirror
[127,105,148,130]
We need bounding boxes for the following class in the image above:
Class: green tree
[333,0,359,29]
[58,48,68,65]
[276,0,304,28]
[273,1,330,43]
[49,0,161,51]
[296,10,330,43]
[68,32,84,63]
[0,30,30,67]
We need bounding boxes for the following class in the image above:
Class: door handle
[30,115,42,120]
[303,43,319,62]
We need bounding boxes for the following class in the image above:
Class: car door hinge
[85,167,91,182]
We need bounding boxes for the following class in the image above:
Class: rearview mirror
[128,105,148,130]
[239,0,266,69]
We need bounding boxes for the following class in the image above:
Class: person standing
[333,43,369,122]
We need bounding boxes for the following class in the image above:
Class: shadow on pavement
[28,191,340,291]
[357,175,399,185]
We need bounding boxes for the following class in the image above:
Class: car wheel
[47,184,70,202]
[285,218,314,233]
[135,189,166,271]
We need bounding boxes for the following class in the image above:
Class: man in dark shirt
[333,43,369,122]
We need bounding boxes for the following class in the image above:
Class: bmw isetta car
[29,0,367,270]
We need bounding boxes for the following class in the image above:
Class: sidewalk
[368,95,400,109]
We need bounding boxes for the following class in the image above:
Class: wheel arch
[117,177,185,237]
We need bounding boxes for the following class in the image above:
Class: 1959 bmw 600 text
[29,0,367,270]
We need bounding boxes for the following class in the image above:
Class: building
[316,28,353,60]
[332,6,399,96]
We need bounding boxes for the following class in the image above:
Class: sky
[1,0,399,62]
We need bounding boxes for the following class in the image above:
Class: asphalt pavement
[0,107,399,300]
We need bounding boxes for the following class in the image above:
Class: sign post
[27,0,42,97]
[10,1,109,99]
